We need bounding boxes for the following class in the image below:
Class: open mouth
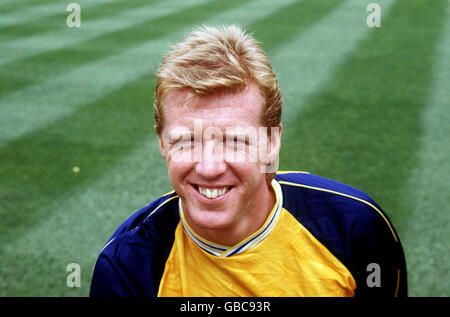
[193,185,232,199]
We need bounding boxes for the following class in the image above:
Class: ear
[259,124,282,174]
[266,124,282,164]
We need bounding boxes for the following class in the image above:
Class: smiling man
[90,25,407,297]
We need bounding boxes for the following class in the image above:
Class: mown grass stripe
[245,0,388,127]
[0,0,56,13]
[0,0,143,41]
[0,0,204,67]
[0,2,66,28]
[400,10,450,297]
[248,0,347,57]
[0,0,121,28]
[0,0,193,98]
[274,0,394,123]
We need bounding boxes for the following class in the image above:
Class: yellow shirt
[158,180,356,297]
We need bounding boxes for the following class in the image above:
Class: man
[90,25,407,297]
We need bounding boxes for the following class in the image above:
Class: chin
[185,204,236,231]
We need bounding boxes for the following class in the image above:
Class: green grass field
[0,0,449,297]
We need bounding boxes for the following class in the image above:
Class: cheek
[165,157,193,187]
[228,161,264,187]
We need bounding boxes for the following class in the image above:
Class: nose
[194,138,226,179]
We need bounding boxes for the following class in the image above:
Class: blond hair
[154,25,282,181]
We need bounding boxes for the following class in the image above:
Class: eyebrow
[168,130,192,138]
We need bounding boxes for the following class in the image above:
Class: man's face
[158,83,281,234]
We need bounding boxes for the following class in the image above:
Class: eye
[168,133,195,150]
[225,135,250,150]
[181,136,195,145]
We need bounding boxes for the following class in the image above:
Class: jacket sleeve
[349,202,407,297]
[90,242,135,297]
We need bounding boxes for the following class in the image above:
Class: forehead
[162,83,264,130]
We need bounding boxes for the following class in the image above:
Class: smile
[196,185,230,199]
[194,185,231,199]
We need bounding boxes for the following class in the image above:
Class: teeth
[198,186,229,199]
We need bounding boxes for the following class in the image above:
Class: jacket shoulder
[108,191,179,241]
[90,191,180,297]
[275,171,387,229]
